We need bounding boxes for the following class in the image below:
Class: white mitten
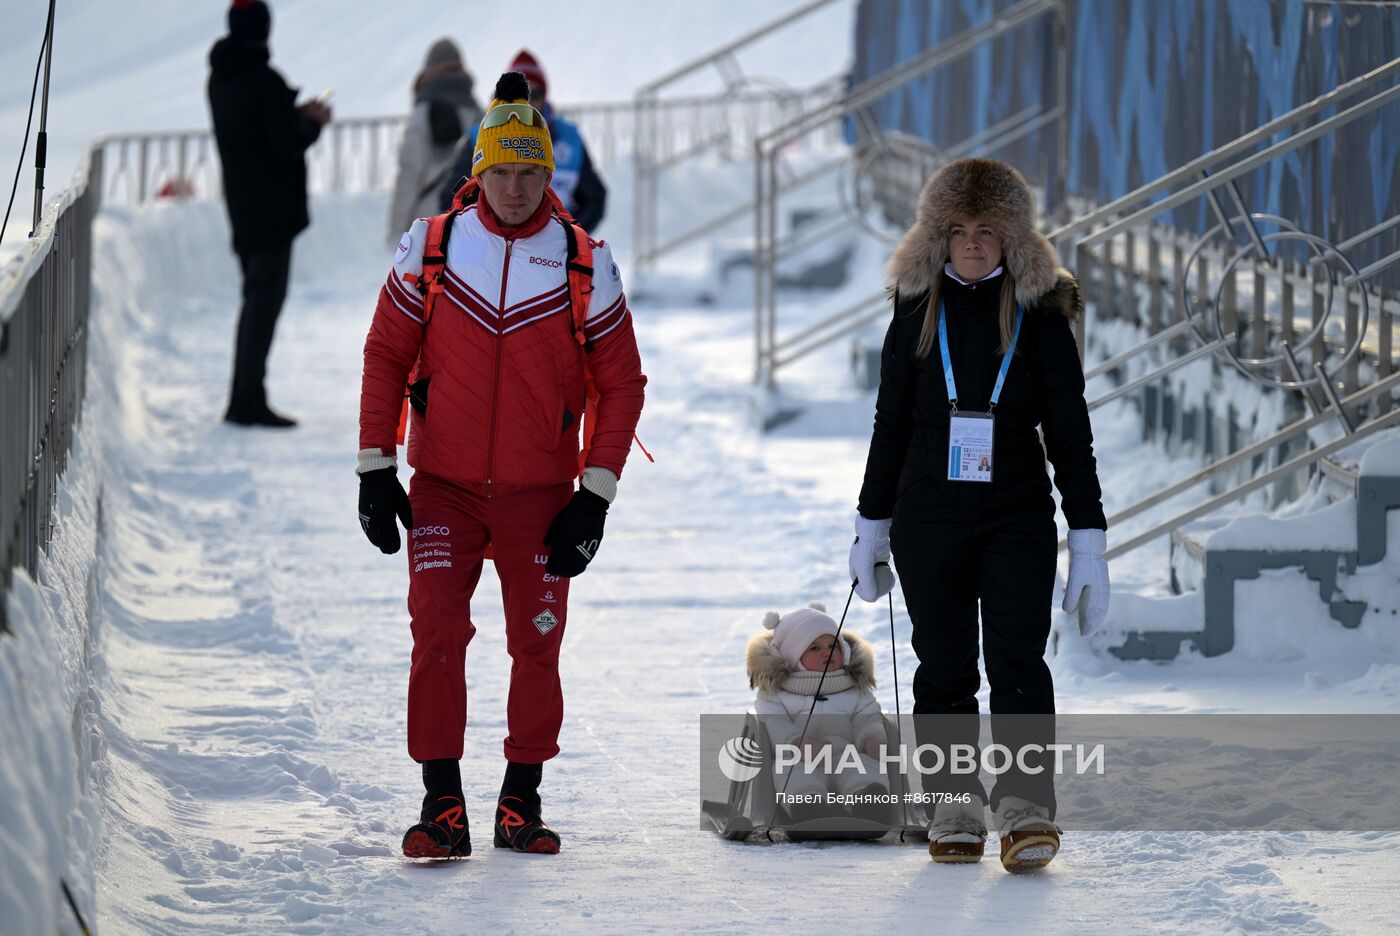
[1062,528,1110,636]
[849,513,894,602]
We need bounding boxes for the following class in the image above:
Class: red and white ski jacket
[359,200,646,496]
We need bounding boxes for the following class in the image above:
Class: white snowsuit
[746,630,889,797]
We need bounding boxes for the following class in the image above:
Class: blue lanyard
[937,299,1024,411]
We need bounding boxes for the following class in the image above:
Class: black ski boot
[402,760,470,859]
[493,761,560,854]
[402,792,471,858]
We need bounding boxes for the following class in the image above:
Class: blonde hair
[915,268,1019,360]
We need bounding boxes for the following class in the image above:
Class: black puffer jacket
[857,270,1106,531]
[207,38,321,254]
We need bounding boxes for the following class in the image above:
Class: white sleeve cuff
[580,466,618,503]
[356,448,397,475]
[1067,528,1107,555]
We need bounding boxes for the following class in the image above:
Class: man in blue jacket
[438,49,607,232]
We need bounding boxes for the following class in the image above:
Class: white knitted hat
[764,602,838,668]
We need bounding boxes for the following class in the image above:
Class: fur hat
[885,158,1074,312]
[747,626,877,696]
[228,0,271,42]
[473,72,554,176]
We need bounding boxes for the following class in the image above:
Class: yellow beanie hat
[472,71,554,176]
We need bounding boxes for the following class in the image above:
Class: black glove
[358,467,413,554]
[544,489,608,577]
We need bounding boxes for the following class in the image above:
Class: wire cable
[1,9,53,246]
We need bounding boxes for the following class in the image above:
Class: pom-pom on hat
[472,71,555,177]
[228,0,271,42]
[509,49,548,100]
[764,602,838,667]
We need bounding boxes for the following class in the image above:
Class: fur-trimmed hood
[746,630,877,696]
[885,158,1081,319]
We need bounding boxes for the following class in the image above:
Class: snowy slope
[0,0,854,252]
[34,192,1393,935]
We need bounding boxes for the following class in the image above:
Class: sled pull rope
[889,586,914,839]
[777,582,856,804]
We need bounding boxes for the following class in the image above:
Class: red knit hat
[509,49,547,100]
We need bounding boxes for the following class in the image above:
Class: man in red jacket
[357,72,645,859]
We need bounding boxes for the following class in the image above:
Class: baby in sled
[746,602,890,824]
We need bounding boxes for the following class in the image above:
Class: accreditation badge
[948,412,995,482]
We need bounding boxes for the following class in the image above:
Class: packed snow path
[83,199,1400,934]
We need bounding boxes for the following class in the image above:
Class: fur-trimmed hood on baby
[884,157,1083,321]
[746,630,877,696]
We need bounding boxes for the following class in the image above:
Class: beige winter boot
[994,796,1060,873]
[927,797,987,863]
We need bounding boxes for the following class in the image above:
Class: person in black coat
[207,0,330,427]
[848,158,1110,872]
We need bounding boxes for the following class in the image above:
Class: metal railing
[752,0,1068,385]
[0,149,99,631]
[1051,58,1400,390]
[1034,58,1400,559]
[1092,371,1400,560]
[92,93,783,207]
[631,0,850,270]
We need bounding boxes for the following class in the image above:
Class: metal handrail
[771,296,887,369]
[636,0,844,96]
[1094,369,1400,543]
[1086,335,1233,411]
[1083,317,1198,381]
[1101,406,1400,561]
[641,145,845,265]
[631,0,850,270]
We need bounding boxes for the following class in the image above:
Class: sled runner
[702,713,929,844]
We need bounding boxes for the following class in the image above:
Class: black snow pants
[226,243,292,419]
[893,505,1058,815]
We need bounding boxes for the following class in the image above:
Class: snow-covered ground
[5,3,1400,931]
[1,188,1393,935]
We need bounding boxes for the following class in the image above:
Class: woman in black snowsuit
[848,158,1110,872]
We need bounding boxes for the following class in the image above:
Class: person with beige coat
[386,38,483,243]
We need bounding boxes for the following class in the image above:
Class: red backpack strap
[401,176,480,326]
[562,219,595,347]
[400,210,454,326]
[560,217,601,475]
[394,190,478,445]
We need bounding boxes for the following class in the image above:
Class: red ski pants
[405,472,573,764]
